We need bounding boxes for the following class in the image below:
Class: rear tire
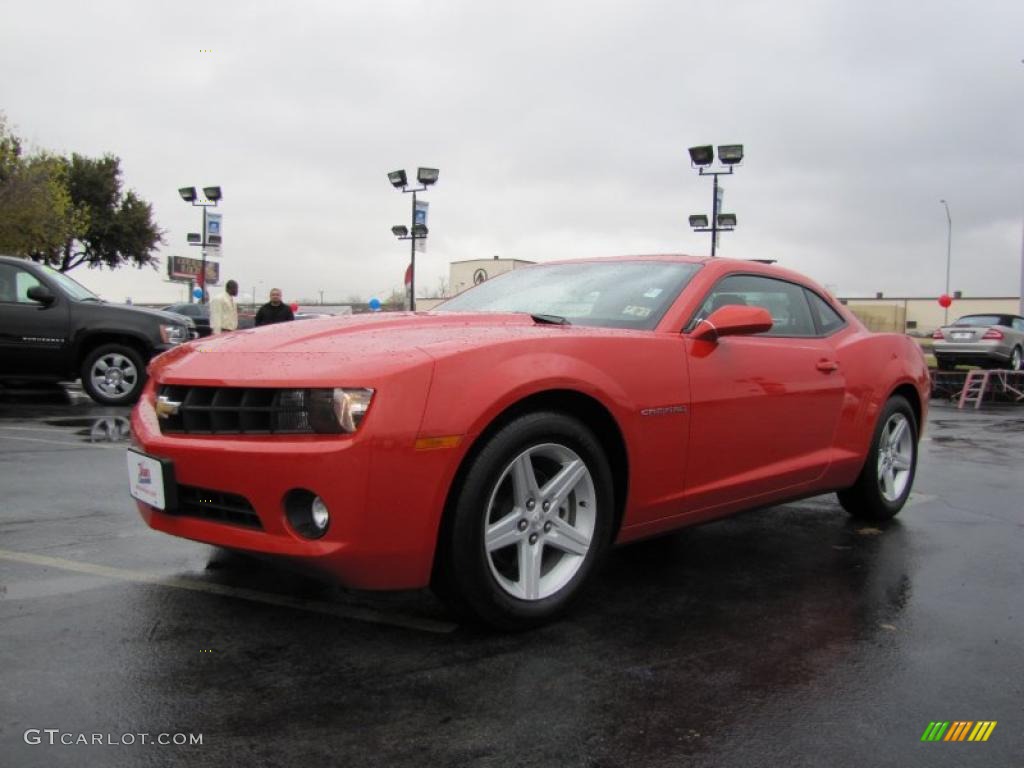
[838,395,918,521]
[80,344,147,405]
[1009,346,1023,372]
[432,411,614,630]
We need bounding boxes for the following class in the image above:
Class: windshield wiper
[530,313,570,326]
[79,297,103,302]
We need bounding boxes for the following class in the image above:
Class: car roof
[536,254,826,291]
[543,254,708,266]
[0,254,40,266]
[954,314,1022,325]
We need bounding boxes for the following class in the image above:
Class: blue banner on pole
[414,200,428,226]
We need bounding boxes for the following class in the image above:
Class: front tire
[433,411,615,630]
[80,344,146,405]
[838,395,918,521]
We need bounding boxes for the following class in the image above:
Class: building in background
[840,296,1019,334]
[417,256,535,310]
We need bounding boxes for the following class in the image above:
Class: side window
[805,290,846,335]
[0,264,43,304]
[16,270,43,302]
[1013,318,1024,332]
[692,274,817,337]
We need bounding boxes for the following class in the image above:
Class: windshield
[41,264,101,301]
[435,261,701,330]
[953,315,1005,327]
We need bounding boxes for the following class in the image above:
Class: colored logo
[136,464,152,486]
[921,721,997,742]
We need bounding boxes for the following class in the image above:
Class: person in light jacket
[210,280,239,333]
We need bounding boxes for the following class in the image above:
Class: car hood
[151,312,609,387]
[83,301,189,325]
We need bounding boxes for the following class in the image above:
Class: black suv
[162,302,212,337]
[0,255,194,405]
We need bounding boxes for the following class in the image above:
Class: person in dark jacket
[254,288,295,327]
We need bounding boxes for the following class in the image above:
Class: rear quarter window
[805,290,846,335]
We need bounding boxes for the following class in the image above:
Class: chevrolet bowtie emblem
[156,395,182,418]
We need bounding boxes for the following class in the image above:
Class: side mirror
[692,305,773,342]
[26,285,56,306]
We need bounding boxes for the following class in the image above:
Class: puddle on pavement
[43,416,132,444]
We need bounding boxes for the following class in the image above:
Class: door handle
[816,360,839,373]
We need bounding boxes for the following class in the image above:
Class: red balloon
[290,302,299,313]
[938,294,952,308]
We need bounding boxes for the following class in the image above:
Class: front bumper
[130,387,457,590]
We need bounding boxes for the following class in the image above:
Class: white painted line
[0,424,104,432]
[0,434,123,450]
[0,548,457,635]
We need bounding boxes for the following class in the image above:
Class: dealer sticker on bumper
[127,450,168,510]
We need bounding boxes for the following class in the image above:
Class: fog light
[284,489,330,539]
[311,496,329,531]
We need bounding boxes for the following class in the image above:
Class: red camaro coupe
[129,256,930,629]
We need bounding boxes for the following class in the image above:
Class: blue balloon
[192,287,203,300]
[368,297,382,311]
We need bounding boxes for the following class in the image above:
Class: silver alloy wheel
[1012,347,1022,371]
[483,442,597,601]
[90,352,139,400]
[877,412,913,503]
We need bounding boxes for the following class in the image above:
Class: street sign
[167,255,219,285]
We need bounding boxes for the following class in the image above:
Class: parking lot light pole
[687,145,743,257]
[1020,215,1024,316]
[940,199,952,324]
[179,186,221,304]
[388,168,438,311]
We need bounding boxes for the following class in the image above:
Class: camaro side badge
[640,405,688,417]
[155,395,182,418]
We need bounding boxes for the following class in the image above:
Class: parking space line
[0,434,123,450]
[0,548,457,634]
[0,425,101,431]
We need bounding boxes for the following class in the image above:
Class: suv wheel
[81,344,146,405]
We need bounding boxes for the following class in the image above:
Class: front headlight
[159,324,189,345]
[309,388,375,433]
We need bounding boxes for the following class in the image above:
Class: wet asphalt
[0,385,1021,768]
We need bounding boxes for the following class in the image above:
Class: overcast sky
[2,0,1022,305]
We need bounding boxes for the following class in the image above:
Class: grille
[158,385,314,434]
[175,485,263,529]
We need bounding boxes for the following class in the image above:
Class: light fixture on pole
[687,144,744,257]
[179,185,222,304]
[940,199,952,324]
[388,167,439,311]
